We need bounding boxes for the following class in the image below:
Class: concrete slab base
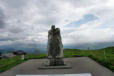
[39,64,71,69]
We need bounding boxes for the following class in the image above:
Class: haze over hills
[65,42,114,50]
[0,43,46,54]
[0,42,114,53]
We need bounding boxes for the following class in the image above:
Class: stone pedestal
[39,58,71,69]
[49,58,64,66]
[39,61,71,69]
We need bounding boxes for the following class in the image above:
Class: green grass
[0,56,24,72]
[0,54,47,73]
[24,54,47,60]
[0,47,114,72]
[63,49,89,57]
[88,49,114,72]
[63,48,114,72]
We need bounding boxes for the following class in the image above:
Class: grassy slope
[0,56,24,72]
[64,48,114,72]
[0,47,114,72]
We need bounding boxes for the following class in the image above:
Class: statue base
[39,58,71,69]
[49,58,64,66]
[39,64,71,69]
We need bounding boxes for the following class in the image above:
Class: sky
[0,0,114,50]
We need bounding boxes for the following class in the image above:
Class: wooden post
[104,49,107,61]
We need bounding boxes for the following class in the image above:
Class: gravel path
[0,57,113,76]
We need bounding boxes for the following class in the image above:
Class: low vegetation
[0,56,24,72]
[64,48,114,72]
[24,54,46,60]
[0,47,114,72]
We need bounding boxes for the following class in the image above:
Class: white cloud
[0,0,114,47]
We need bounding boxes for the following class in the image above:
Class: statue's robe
[47,28,63,58]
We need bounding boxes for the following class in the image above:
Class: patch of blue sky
[99,20,114,29]
[66,14,98,27]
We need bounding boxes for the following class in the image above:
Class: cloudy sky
[0,0,114,49]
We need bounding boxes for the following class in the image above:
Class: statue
[47,25,64,66]
[39,25,71,69]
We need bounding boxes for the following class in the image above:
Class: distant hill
[0,42,114,53]
[100,46,114,53]
[102,46,114,50]
[64,42,114,50]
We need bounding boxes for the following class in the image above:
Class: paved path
[0,57,113,76]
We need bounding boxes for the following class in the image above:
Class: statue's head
[51,25,55,30]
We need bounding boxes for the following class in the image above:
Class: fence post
[104,49,107,61]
